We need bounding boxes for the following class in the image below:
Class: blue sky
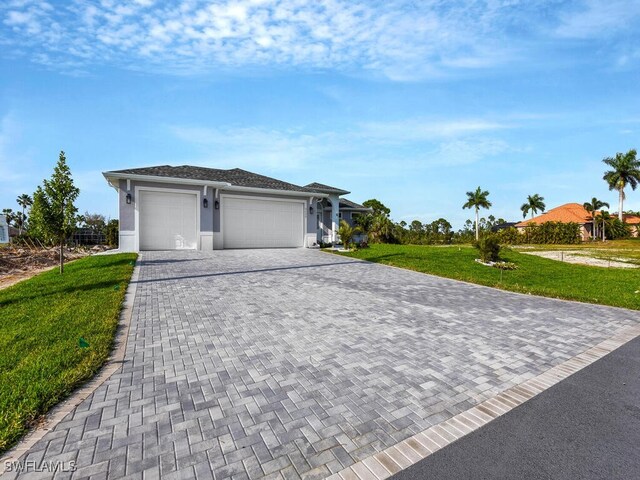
[1,0,639,228]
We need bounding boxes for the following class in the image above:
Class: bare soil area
[521,249,638,268]
[0,245,110,289]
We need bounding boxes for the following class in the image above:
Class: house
[515,203,594,241]
[103,165,371,251]
[0,215,8,244]
[619,214,640,237]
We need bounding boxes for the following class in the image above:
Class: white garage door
[139,190,198,250]
[223,196,304,248]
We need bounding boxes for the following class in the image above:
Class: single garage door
[139,190,198,250]
[223,196,304,248]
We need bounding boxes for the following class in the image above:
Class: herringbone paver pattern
[6,249,638,479]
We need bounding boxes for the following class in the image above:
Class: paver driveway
[6,249,638,479]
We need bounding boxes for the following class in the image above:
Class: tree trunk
[602,219,606,241]
[592,219,596,241]
[59,238,64,274]
[475,208,479,241]
[618,188,624,222]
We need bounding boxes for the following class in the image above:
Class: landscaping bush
[496,227,524,245]
[606,219,631,240]
[474,235,501,262]
[495,222,581,244]
[523,221,581,244]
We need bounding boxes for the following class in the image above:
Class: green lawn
[332,244,640,311]
[0,253,137,453]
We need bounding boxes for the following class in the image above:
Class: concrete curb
[327,322,640,480]
[0,257,140,473]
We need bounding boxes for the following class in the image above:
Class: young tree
[34,151,80,273]
[583,197,609,240]
[602,149,640,222]
[462,187,492,240]
[16,194,33,235]
[520,194,546,219]
[2,208,14,226]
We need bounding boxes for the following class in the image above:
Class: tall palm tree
[16,193,33,235]
[583,197,609,240]
[520,194,546,219]
[462,187,492,240]
[602,149,640,222]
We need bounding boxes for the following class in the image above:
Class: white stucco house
[103,165,371,251]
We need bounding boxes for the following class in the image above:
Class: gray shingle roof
[304,182,350,195]
[339,198,370,210]
[108,165,320,193]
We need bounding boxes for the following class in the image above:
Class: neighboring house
[491,221,518,232]
[0,215,8,244]
[618,214,640,237]
[515,203,594,241]
[103,165,370,251]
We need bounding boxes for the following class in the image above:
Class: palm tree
[16,193,33,235]
[337,220,361,250]
[520,194,546,219]
[462,187,492,240]
[583,197,609,240]
[602,149,640,222]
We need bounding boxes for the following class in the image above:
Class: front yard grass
[333,244,640,311]
[0,253,137,454]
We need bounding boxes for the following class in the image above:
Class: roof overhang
[102,171,328,198]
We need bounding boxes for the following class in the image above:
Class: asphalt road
[392,334,640,480]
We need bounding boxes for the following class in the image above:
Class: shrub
[473,235,501,262]
[493,261,518,270]
[496,227,524,245]
[357,240,369,249]
[104,219,119,248]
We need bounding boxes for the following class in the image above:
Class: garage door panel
[139,191,198,250]
[223,197,303,248]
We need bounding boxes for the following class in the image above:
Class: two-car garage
[137,190,304,250]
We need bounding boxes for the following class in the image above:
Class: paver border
[0,256,140,473]
[327,322,640,480]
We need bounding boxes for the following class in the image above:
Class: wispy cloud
[167,115,516,174]
[0,0,599,79]
[554,0,640,39]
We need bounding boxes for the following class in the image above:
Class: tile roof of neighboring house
[107,165,320,193]
[339,198,371,210]
[620,214,640,225]
[304,182,350,195]
[515,203,593,227]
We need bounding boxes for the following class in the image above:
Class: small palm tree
[602,149,640,222]
[462,187,492,240]
[595,211,612,241]
[520,194,546,219]
[16,193,33,235]
[337,220,361,250]
[583,197,609,240]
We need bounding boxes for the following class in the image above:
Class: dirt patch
[0,245,111,290]
[521,250,638,268]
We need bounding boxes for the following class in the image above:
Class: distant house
[619,214,640,237]
[491,222,518,232]
[515,203,594,241]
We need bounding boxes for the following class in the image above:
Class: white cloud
[167,115,517,174]
[555,0,640,39]
[0,0,544,79]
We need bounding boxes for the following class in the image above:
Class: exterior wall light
[203,198,209,208]
[126,193,132,205]
[309,205,314,215]
[214,200,220,210]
